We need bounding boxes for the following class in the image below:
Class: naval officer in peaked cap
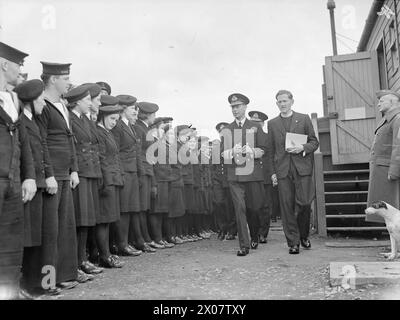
[221,93,266,256]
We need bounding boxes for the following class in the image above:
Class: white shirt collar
[235,117,247,126]
[23,108,33,120]
[72,109,81,119]
[140,119,149,127]
[122,117,129,126]
[0,91,19,122]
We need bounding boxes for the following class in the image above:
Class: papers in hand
[285,132,307,151]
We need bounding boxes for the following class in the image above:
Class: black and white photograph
[1,0,400,306]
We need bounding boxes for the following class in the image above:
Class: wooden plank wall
[365,0,400,92]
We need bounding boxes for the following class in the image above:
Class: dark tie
[238,121,242,128]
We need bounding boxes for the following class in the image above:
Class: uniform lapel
[121,120,135,139]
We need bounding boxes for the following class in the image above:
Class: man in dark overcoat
[367,90,400,223]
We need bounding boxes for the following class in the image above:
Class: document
[285,132,307,150]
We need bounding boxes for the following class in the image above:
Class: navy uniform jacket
[111,119,143,175]
[222,119,266,182]
[70,112,102,179]
[0,93,35,184]
[134,120,154,177]
[169,142,184,187]
[85,117,102,178]
[96,125,123,187]
[267,111,319,179]
[20,113,49,189]
[36,100,78,180]
[153,139,173,182]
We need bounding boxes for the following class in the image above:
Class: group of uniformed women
[14,79,218,297]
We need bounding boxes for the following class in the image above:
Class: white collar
[72,109,81,119]
[235,117,247,126]
[122,117,129,126]
[97,122,109,132]
[23,108,33,120]
[140,119,149,127]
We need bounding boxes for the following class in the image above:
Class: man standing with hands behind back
[267,90,319,255]
[366,90,400,224]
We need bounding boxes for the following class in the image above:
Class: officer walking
[221,93,266,256]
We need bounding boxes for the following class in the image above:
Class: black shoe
[118,246,142,256]
[237,248,249,256]
[300,238,311,249]
[80,261,103,274]
[251,240,259,250]
[259,235,267,244]
[99,255,124,268]
[289,245,300,254]
[139,243,156,253]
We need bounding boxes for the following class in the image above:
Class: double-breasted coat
[112,119,142,213]
[70,111,101,226]
[96,124,124,223]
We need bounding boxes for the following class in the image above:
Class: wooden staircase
[311,114,385,236]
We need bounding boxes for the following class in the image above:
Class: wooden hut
[314,0,399,235]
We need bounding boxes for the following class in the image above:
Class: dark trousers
[228,181,261,250]
[0,179,23,297]
[269,184,281,219]
[278,165,313,247]
[258,190,271,239]
[42,180,78,284]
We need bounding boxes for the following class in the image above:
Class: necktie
[238,121,242,128]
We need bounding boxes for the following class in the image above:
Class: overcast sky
[0,0,371,139]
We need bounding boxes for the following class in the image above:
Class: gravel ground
[41,229,400,300]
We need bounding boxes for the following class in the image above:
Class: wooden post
[311,113,327,237]
[327,0,338,56]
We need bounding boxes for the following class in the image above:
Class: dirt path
[43,229,400,300]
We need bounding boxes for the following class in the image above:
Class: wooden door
[324,51,381,164]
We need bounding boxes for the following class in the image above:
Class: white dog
[365,201,400,260]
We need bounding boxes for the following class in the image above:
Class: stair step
[326,214,366,218]
[327,227,387,231]
[324,180,369,184]
[326,202,367,206]
[324,169,369,175]
[325,191,368,195]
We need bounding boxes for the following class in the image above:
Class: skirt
[183,184,195,213]
[23,189,43,247]
[72,177,98,227]
[120,172,140,213]
[168,186,186,218]
[193,187,205,215]
[139,175,152,211]
[152,181,170,213]
[97,185,121,224]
